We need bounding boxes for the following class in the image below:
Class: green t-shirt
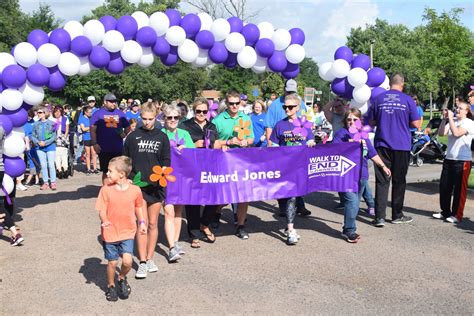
[161,128,196,148]
[213,111,255,142]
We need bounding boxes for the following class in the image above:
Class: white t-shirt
[446,118,474,161]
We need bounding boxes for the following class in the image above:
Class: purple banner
[166,142,361,205]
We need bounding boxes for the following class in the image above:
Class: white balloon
[138,47,155,68]
[380,75,390,90]
[0,53,16,74]
[132,11,150,29]
[350,99,365,109]
[347,67,368,88]
[102,30,125,53]
[0,174,14,196]
[352,85,371,104]
[211,18,231,42]
[20,81,44,105]
[13,42,37,67]
[58,52,81,76]
[178,39,199,63]
[83,19,105,45]
[272,29,291,51]
[252,55,267,73]
[193,49,209,67]
[237,46,257,69]
[149,12,170,36]
[318,61,335,81]
[0,93,3,110]
[198,12,213,31]
[285,44,305,64]
[225,32,246,53]
[331,59,350,78]
[11,126,25,137]
[64,20,84,39]
[4,133,25,157]
[359,103,368,115]
[258,21,274,39]
[78,56,92,75]
[1,89,23,111]
[165,26,186,46]
[120,40,143,64]
[37,43,61,67]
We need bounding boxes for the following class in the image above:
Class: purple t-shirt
[270,117,314,146]
[90,108,130,153]
[367,89,420,151]
[333,128,377,180]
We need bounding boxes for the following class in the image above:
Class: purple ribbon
[2,186,12,205]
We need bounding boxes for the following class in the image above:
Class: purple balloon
[27,29,49,49]
[48,69,66,91]
[22,102,34,111]
[27,63,50,86]
[195,30,215,49]
[116,15,138,40]
[107,53,127,74]
[342,84,354,99]
[241,23,260,46]
[371,86,386,99]
[351,54,370,71]
[208,42,228,64]
[268,51,287,72]
[331,77,349,96]
[282,62,300,79]
[224,53,237,68]
[0,115,13,135]
[100,15,117,32]
[89,46,110,68]
[2,65,27,89]
[180,13,201,38]
[70,36,93,57]
[1,108,28,127]
[136,26,157,47]
[49,28,71,53]
[160,46,178,66]
[255,38,275,58]
[334,46,353,63]
[152,37,171,56]
[289,28,305,45]
[4,156,26,178]
[367,67,386,87]
[165,9,182,27]
[227,17,243,33]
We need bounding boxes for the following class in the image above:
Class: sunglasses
[37,111,45,114]
[107,100,117,103]
[282,105,297,110]
[166,116,179,121]
[195,110,208,114]
[346,118,359,122]
[227,102,240,106]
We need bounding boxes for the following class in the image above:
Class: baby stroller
[410,117,447,167]
[55,134,74,179]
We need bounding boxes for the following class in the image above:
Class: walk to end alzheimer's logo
[307,154,356,178]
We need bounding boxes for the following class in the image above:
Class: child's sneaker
[146,259,158,273]
[105,286,118,302]
[117,277,131,299]
[135,262,147,279]
[168,247,181,262]
[40,183,49,190]
[50,182,57,190]
[10,233,24,246]
[17,183,28,191]
[286,229,299,245]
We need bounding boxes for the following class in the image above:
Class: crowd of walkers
[1,74,473,302]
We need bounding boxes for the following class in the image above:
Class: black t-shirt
[179,119,218,148]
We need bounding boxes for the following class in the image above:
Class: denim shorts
[103,239,134,261]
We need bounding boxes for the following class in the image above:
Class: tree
[0,0,28,52]
[184,0,260,21]
[206,65,259,96]
[27,3,62,33]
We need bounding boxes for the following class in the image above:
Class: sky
[18,0,474,65]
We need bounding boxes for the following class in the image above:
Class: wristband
[226,140,230,146]
[138,220,145,225]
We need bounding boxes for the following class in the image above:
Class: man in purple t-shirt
[367,73,421,227]
[90,93,131,184]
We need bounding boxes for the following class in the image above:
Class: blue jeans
[37,150,56,183]
[341,191,359,234]
[359,179,375,209]
[75,134,84,162]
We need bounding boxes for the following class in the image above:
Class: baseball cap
[285,79,297,92]
[104,93,117,102]
[240,94,248,101]
[87,96,96,102]
[133,99,141,106]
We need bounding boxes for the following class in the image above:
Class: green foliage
[27,3,62,32]
[260,73,284,98]
[0,0,28,52]
[206,65,259,97]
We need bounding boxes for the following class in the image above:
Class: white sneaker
[432,213,444,219]
[287,229,299,245]
[17,184,28,191]
[446,216,458,223]
[284,228,300,240]
[135,262,147,279]
[146,259,158,273]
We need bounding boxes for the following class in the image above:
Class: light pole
[370,39,375,68]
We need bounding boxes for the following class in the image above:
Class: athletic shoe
[135,262,147,279]
[94,169,101,174]
[392,216,413,224]
[175,241,185,255]
[106,286,118,302]
[284,228,300,240]
[40,183,49,190]
[117,277,131,299]
[341,232,361,243]
[446,216,458,223]
[86,170,92,176]
[168,247,181,262]
[373,218,385,227]
[50,182,57,190]
[368,208,375,216]
[287,229,299,245]
[17,184,27,191]
[11,234,24,246]
[146,259,158,273]
[235,225,249,240]
[297,208,311,216]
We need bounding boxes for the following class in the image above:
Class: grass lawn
[469,172,474,189]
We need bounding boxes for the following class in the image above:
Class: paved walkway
[0,163,473,314]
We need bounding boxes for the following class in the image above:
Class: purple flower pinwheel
[206,100,218,121]
[349,120,371,141]
[169,132,185,147]
[291,116,313,138]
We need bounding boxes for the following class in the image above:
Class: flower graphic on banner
[104,116,118,128]
[149,165,176,187]
[206,100,219,121]
[349,120,371,141]
[233,118,251,140]
[169,132,185,147]
[292,116,313,138]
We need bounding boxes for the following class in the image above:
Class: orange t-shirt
[95,184,144,242]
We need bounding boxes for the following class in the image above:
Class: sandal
[191,239,201,248]
[200,226,216,243]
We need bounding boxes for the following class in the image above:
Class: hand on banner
[195,139,204,148]
[307,139,316,147]
[239,139,249,147]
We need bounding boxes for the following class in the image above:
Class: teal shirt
[161,128,195,148]
[213,111,255,142]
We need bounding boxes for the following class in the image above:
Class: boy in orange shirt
[95,156,146,301]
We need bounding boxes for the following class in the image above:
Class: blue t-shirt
[251,112,267,147]
[78,115,91,141]
[126,110,141,122]
[269,117,314,146]
[264,96,307,129]
[333,128,377,180]
[24,119,35,137]
[90,108,130,153]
